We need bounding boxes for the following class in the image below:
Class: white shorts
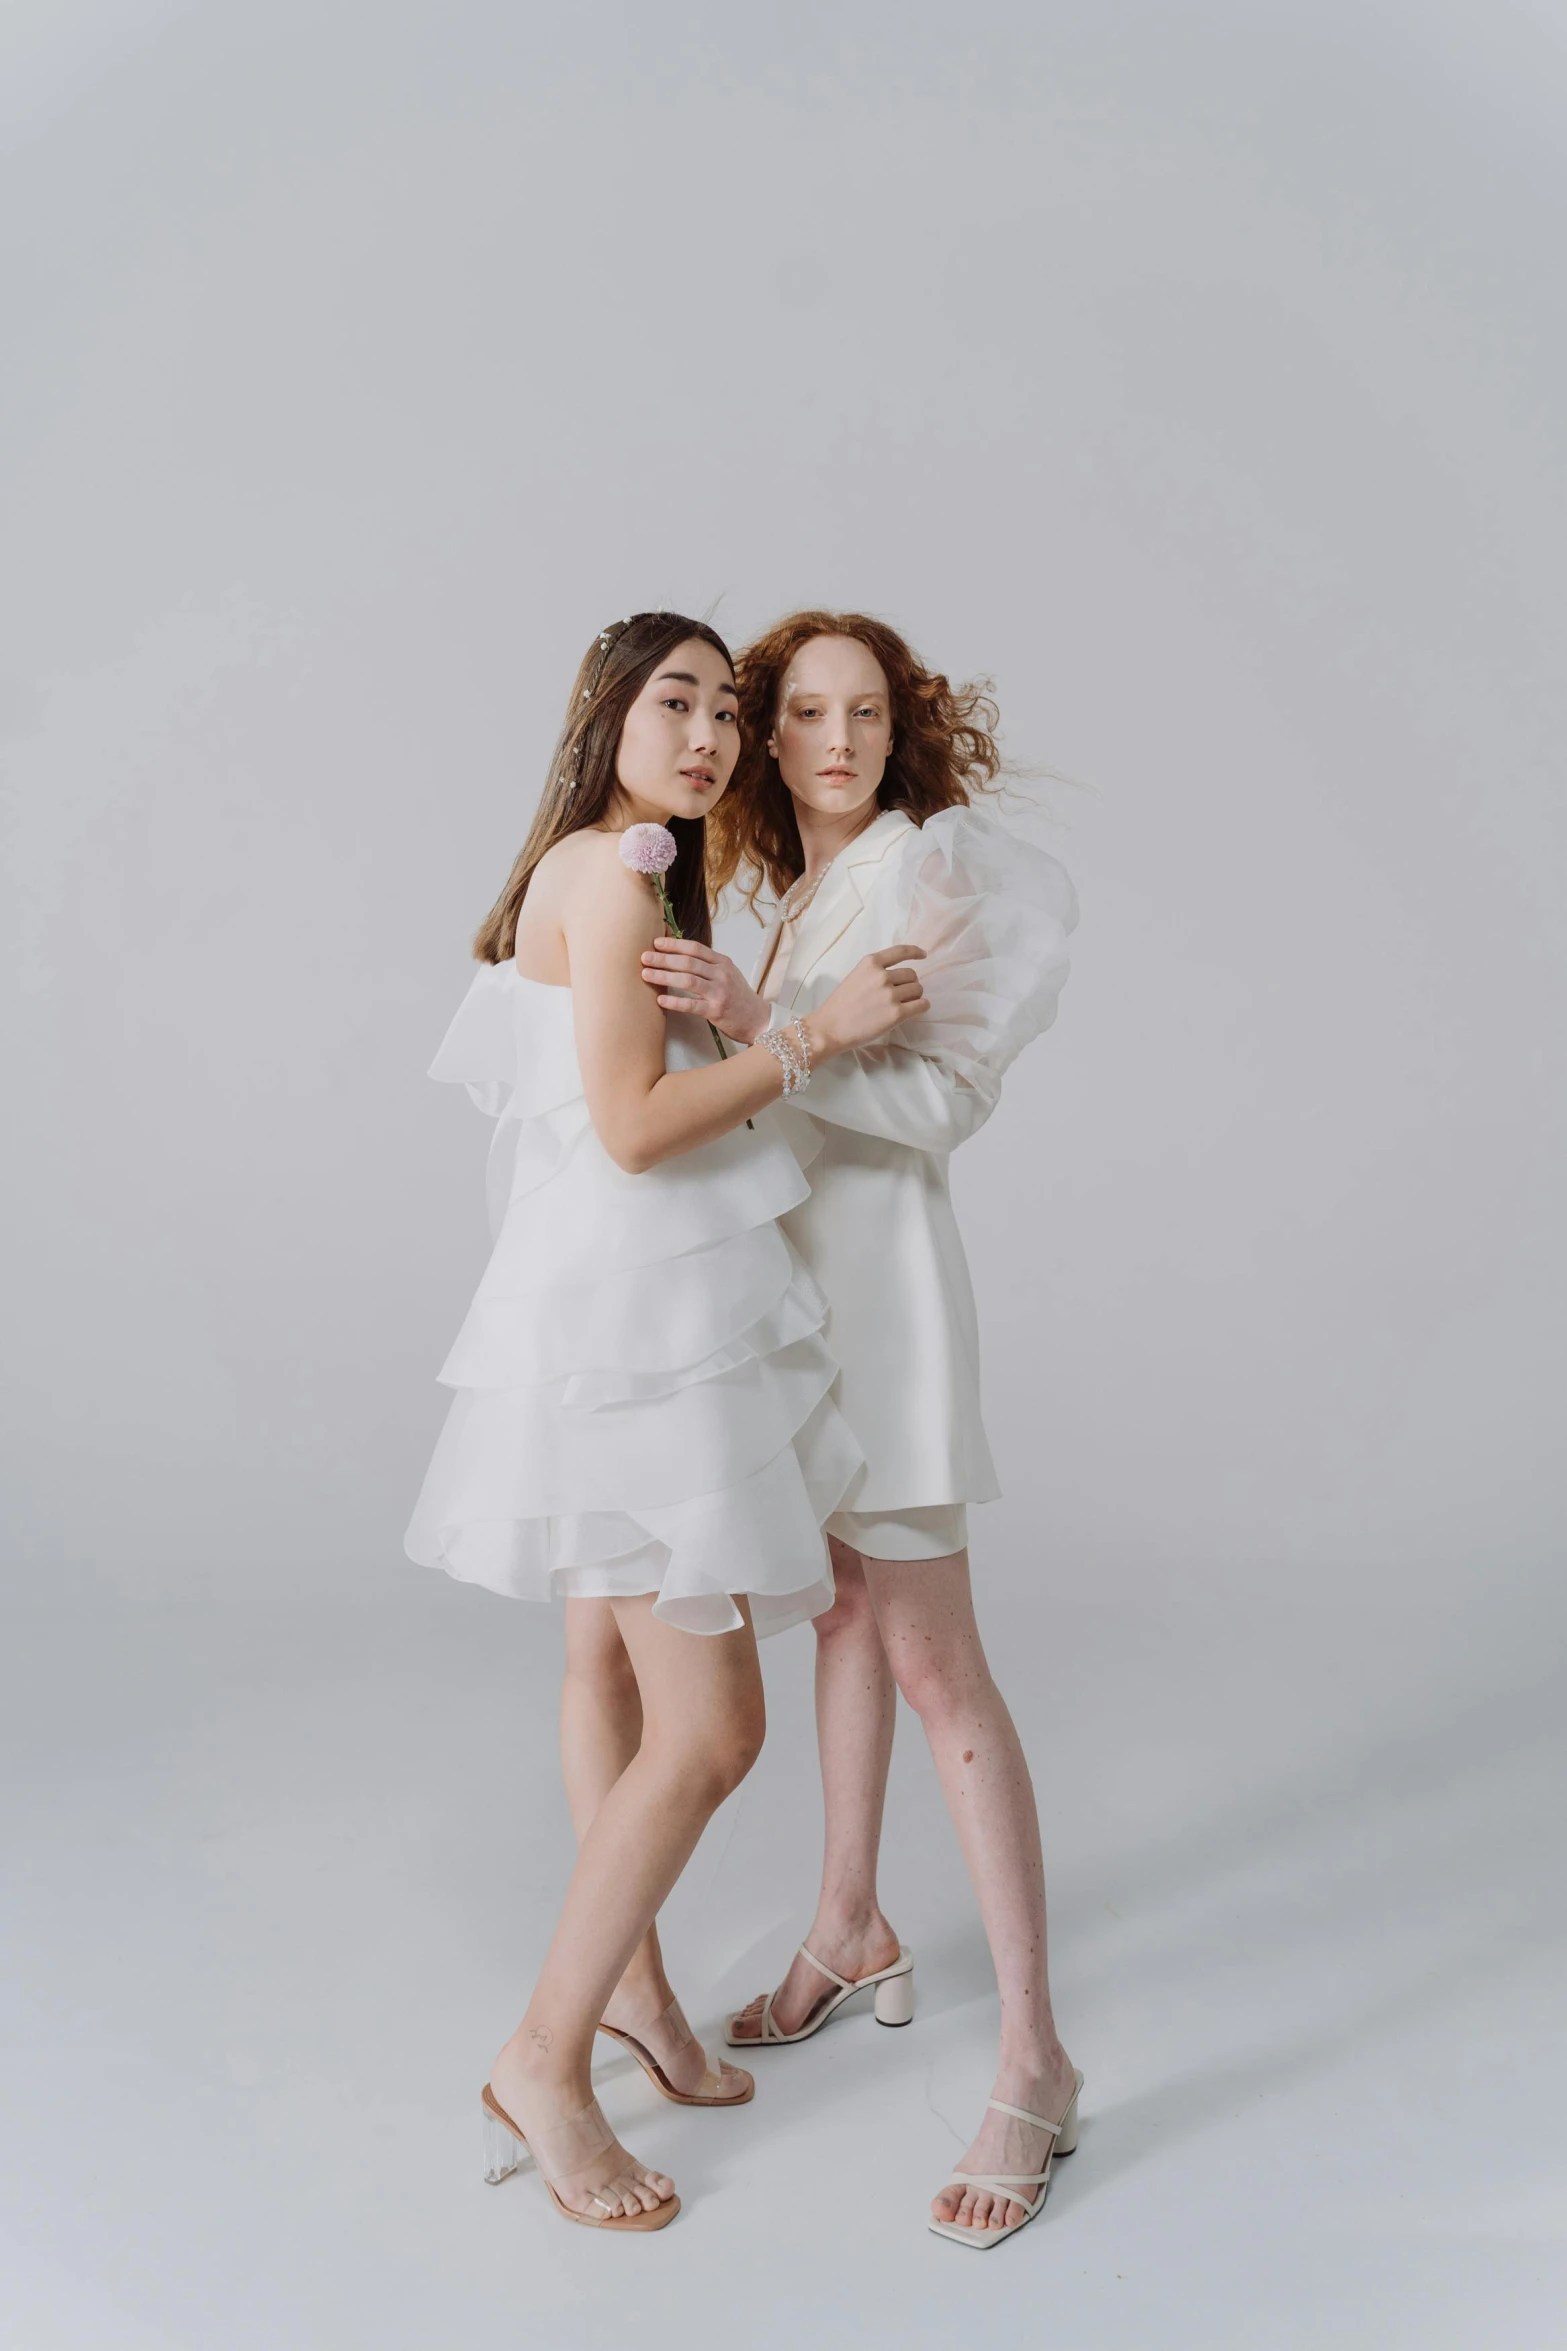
[825,1503,969,1562]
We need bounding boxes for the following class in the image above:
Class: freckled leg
[729,1539,902,2040]
[865,1553,1076,2232]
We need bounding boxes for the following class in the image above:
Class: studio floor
[3,1559,1562,2351]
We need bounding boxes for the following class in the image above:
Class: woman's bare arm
[560,837,926,1173]
[640,933,985,1151]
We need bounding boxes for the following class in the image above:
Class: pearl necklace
[777,866,829,924]
[779,808,888,924]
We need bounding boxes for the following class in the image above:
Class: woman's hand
[639,938,772,1045]
[808,947,928,1056]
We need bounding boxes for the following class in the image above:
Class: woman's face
[768,634,893,823]
[614,636,740,821]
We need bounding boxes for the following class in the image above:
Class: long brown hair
[707,610,1002,910]
[473,611,735,962]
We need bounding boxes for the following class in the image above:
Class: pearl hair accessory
[583,620,625,699]
[564,618,634,786]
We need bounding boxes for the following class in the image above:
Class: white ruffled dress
[404,969,861,1635]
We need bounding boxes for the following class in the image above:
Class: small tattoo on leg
[529,2026,552,2053]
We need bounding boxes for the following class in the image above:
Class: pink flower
[616,814,749,1122]
[619,823,678,876]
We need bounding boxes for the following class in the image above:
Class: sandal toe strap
[943,2168,1048,2213]
[949,2168,1051,2189]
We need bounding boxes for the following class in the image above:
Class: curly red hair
[707,610,1002,910]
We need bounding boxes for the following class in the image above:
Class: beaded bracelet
[788,1015,813,1089]
[758,1016,814,1097]
[758,1024,803,1095]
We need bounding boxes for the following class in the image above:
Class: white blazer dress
[754,805,1078,1561]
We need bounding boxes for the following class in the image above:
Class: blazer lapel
[777,862,865,1000]
[750,911,786,991]
[779,810,914,1001]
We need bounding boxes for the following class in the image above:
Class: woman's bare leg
[730,1540,902,2040]
[864,1551,1076,2234]
[489,1595,765,2216]
[560,1600,749,2097]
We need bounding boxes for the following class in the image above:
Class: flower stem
[653,881,752,1126]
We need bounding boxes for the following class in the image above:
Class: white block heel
[725,1943,916,2047]
[483,2102,529,2185]
[1053,2090,1081,2156]
[874,1966,916,2027]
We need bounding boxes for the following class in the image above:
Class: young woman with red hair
[639,611,1082,2249]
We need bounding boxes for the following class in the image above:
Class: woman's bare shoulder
[530,828,644,905]
[536,830,661,955]
[532,827,626,880]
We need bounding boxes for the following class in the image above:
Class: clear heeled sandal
[597,1995,754,2106]
[480,2084,680,2233]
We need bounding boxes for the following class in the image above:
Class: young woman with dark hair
[641,611,1083,2249]
[406,611,927,2232]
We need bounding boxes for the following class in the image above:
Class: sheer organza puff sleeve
[794,806,1078,1154]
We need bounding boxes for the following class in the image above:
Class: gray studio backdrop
[4,0,1564,1618]
[5,10,1567,2348]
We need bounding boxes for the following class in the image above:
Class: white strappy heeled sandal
[928,2071,1083,2251]
[723,1941,915,2046]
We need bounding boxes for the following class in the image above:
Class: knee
[816,1549,878,1646]
[890,1645,978,1731]
[671,1683,766,1808]
[815,1590,875,1651]
[710,1685,767,1798]
[889,1651,942,1723]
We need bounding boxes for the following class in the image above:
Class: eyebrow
[655,669,737,695]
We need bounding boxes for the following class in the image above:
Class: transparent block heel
[478,2085,680,2231]
[483,2104,529,2185]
